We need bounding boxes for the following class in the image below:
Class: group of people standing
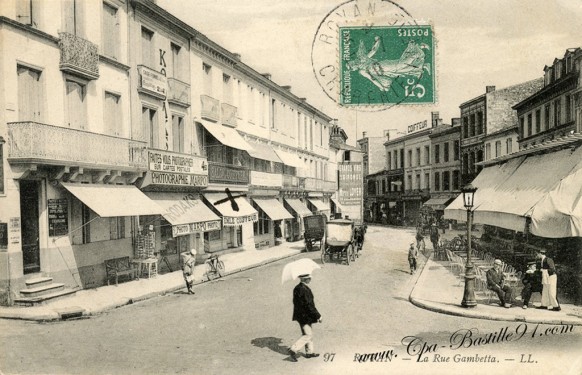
[486,249,560,311]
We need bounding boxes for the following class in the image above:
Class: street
[1,226,580,375]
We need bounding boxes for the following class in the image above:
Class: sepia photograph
[0,0,581,374]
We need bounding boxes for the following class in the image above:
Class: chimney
[486,85,496,93]
[383,130,390,140]
[362,131,367,138]
[431,111,440,127]
[451,118,461,127]
[232,53,241,61]
[262,73,272,80]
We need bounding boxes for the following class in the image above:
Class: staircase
[14,276,77,306]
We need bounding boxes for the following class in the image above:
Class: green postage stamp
[339,25,435,106]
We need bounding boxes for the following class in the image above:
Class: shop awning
[252,198,293,220]
[145,192,222,237]
[61,182,162,217]
[204,193,258,227]
[307,198,330,212]
[199,120,252,151]
[423,197,455,210]
[444,147,582,237]
[274,149,304,169]
[284,199,312,217]
[330,198,344,212]
[247,142,282,163]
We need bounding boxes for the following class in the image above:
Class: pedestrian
[289,274,322,362]
[486,259,513,308]
[408,243,418,274]
[430,223,440,257]
[521,261,542,309]
[415,229,425,253]
[181,248,196,295]
[536,250,561,311]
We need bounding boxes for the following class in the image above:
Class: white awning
[330,198,345,212]
[274,149,304,169]
[307,198,330,212]
[199,120,252,151]
[247,142,282,163]
[145,192,222,237]
[284,199,312,217]
[61,183,162,217]
[204,193,258,227]
[424,197,455,210]
[252,198,293,220]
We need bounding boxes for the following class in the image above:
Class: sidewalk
[0,241,304,322]
[409,252,582,326]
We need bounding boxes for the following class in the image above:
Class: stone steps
[14,289,78,307]
[15,276,77,306]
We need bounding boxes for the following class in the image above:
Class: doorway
[20,180,41,274]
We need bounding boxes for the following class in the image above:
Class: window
[454,140,460,161]
[171,43,183,81]
[344,151,351,162]
[66,79,87,129]
[81,203,91,244]
[400,149,404,168]
[470,114,476,137]
[142,107,158,148]
[535,109,541,133]
[506,138,512,154]
[434,172,440,191]
[519,116,525,137]
[271,99,276,129]
[104,92,121,136]
[424,146,430,164]
[424,173,430,190]
[415,174,421,189]
[477,112,483,135]
[566,95,572,122]
[172,115,184,153]
[387,152,392,170]
[141,27,154,68]
[110,217,126,240]
[452,170,460,190]
[64,0,84,36]
[309,119,313,150]
[408,150,413,167]
[222,74,232,104]
[416,148,421,166]
[544,104,551,129]
[17,65,43,121]
[485,143,491,160]
[462,117,469,139]
[407,175,412,191]
[202,63,212,96]
[527,113,532,136]
[102,2,119,59]
[247,86,255,123]
[443,171,450,191]
[444,143,449,162]
[393,150,398,169]
[495,141,501,158]
[434,144,440,164]
[554,99,561,126]
[16,0,37,27]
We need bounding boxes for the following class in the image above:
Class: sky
[158,0,582,145]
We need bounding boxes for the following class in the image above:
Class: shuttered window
[143,107,158,148]
[66,80,87,129]
[104,92,121,136]
[102,2,119,59]
[17,65,43,121]
[172,115,184,153]
[141,28,154,68]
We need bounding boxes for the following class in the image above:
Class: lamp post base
[461,263,477,308]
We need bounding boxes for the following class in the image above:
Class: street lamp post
[461,183,478,308]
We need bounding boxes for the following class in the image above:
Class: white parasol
[281,258,321,284]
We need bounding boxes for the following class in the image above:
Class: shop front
[283,198,312,241]
[307,197,331,219]
[251,198,293,248]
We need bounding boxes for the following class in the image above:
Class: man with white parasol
[281,258,322,362]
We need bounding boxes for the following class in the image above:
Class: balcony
[201,95,220,122]
[250,171,282,188]
[59,32,99,80]
[221,103,238,127]
[323,180,337,192]
[283,174,299,189]
[304,177,323,191]
[207,161,249,185]
[167,78,190,107]
[7,122,147,170]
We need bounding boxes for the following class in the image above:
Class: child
[408,243,418,274]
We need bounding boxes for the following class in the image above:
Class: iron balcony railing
[59,32,99,80]
[7,121,147,170]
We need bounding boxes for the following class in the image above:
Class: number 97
[323,353,336,362]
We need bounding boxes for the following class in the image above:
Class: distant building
[357,132,387,176]
[483,125,518,161]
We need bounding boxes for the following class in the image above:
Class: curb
[0,249,304,322]
[409,257,582,326]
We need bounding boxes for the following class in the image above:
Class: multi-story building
[513,48,582,149]
[459,79,544,185]
[357,132,387,177]
[382,136,405,224]
[0,0,338,305]
[483,126,518,161]
[426,117,461,218]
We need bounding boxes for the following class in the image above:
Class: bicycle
[205,254,225,281]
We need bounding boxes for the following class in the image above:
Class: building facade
[483,126,518,161]
[381,137,405,225]
[513,48,582,149]
[0,0,338,305]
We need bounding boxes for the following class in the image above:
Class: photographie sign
[141,150,209,188]
[172,220,222,237]
[48,199,68,237]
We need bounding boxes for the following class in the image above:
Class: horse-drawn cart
[303,214,326,252]
[321,219,356,265]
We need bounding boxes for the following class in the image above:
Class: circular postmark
[311,0,435,111]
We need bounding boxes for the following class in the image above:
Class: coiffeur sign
[141,150,209,189]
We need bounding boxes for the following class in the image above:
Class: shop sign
[138,65,167,98]
[407,120,428,134]
[48,199,68,237]
[338,162,363,205]
[208,163,249,185]
[223,213,258,226]
[9,217,20,245]
[142,150,209,188]
[0,222,7,250]
[172,220,222,237]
